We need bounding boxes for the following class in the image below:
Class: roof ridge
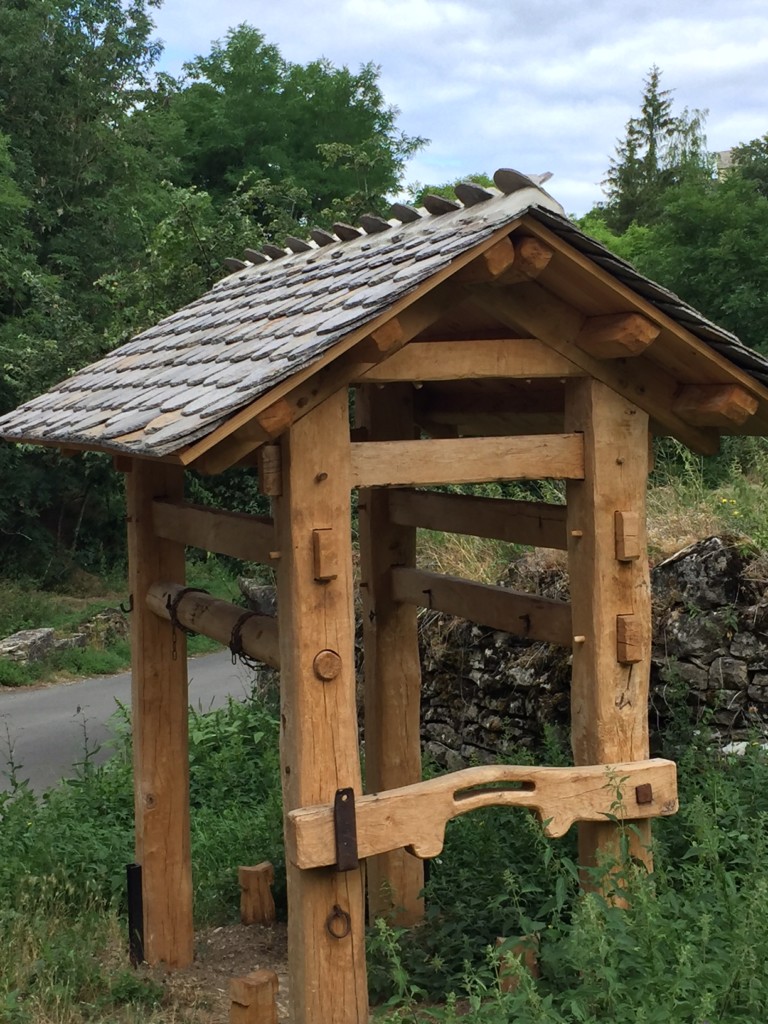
[224,166,555,277]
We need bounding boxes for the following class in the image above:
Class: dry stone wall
[418,536,768,767]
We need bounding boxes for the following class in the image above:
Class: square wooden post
[274,391,368,1024]
[357,384,425,925]
[565,378,653,873]
[125,460,193,966]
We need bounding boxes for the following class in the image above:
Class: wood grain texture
[152,500,275,564]
[350,434,585,488]
[273,392,368,1024]
[673,384,759,427]
[147,583,280,669]
[287,759,678,868]
[565,378,653,871]
[576,312,660,358]
[388,488,568,549]
[357,338,583,383]
[126,462,193,967]
[239,863,276,926]
[391,567,572,646]
[357,385,425,926]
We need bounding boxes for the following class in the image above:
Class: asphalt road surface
[0,651,257,793]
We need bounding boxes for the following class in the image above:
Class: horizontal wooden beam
[357,339,583,384]
[147,582,280,669]
[391,566,572,646]
[471,283,720,455]
[153,501,277,564]
[389,489,568,549]
[349,434,584,488]
[673,384,759,427]
[576,312,660,359]
[286,758,678,868]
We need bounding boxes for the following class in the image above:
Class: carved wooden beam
[576,312,660,359]
[673,384,759,427]
[286,759,679,868]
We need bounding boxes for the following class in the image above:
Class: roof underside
[1,174,767,460]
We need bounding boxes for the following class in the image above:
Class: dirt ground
[143,921,291,1021]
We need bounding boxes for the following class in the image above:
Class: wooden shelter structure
[3,169,768,1024]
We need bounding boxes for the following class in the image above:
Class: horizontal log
[673,384,759,427]
[147,582,280,669]
[349,434,584,488]
[153,501,276,564]
[286,758,678,868]
[388,489,568,549]
[358,339,582,383]
[391,566,572,646]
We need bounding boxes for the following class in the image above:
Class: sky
[150,0,768,216]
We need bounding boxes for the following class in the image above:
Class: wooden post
[357,384,425,926]
[239,863,276,925]
[564,379,653,875]
[125,460,193,967]
[273,391,368,1024]
[230,970,279,1024]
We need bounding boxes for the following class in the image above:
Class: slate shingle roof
[1,171,767,459]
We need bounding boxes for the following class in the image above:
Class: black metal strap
[165,587,209,637]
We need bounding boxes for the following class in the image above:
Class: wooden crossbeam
[146,582,280,669]
[286,759,678,868]
[152,500,276,564]
[388,489,568,549]
[357,338,582,383]
[471,283,720,455]
[391,566,572,646]
[673,384,759,427]
[349,434,584,488]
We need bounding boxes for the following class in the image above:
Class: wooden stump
[239,863,276,925]
[230,969,278,1024]
[495,936,540,993]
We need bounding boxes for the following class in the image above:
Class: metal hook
[120,595,134,615]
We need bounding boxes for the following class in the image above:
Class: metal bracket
[333,788,359,871]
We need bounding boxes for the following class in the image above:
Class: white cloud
[151,0,768,214]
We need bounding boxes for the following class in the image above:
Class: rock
[52,634,88,652]
[708,657,749,690]
[0,627,55,663]
[80,609,130,648]
[238,580,278,617]
[653,536,756,611]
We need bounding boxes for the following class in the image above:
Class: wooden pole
[564,378,653,876]
[273,390,368,1024]
[357,384,425,925]
[125,461,193,967]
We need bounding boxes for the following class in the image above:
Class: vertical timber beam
[274,391,368,1024]
[564,379,653,875]
[125,460,193,966]
[357,384,425,925]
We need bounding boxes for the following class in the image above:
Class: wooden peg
[614,511,641,561]
[312,528,338,582]
[616,614,643,664]
[238,863,276,925]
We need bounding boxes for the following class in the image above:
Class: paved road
[0,651,257,793]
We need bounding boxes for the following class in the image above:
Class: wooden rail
[146,582,280,669]
[388,488,568,549]
[391,566,572,646]
[152,500,276,564]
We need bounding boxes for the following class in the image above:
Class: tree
[602,66,712,231]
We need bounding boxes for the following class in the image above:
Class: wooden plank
[391,566,572,646]
[273,392,368,1024]
[388,488,568,550]
[125,462,193,968]
[471,282,721,455]
[179,218,526,467]
[146,583,280,669]
[152,500,276,564]
[565,378,654,873]
[350,434,585,488]
[286,759,678,868]
[673,384,759,427]
[576,313,660,358]
[357,385,425,926]
[357,339,583,383]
